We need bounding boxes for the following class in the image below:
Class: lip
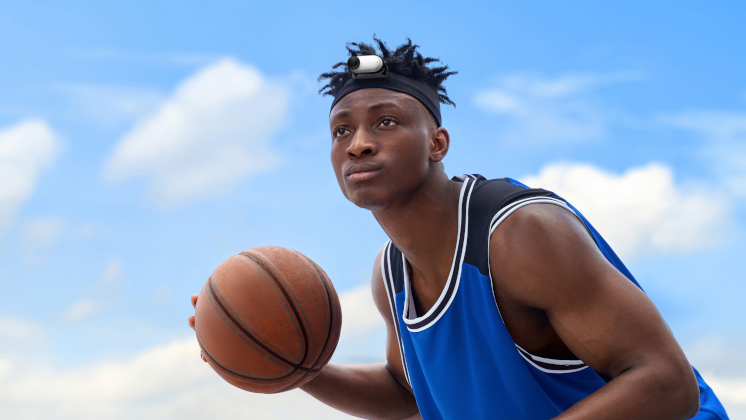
[344,162,382,182]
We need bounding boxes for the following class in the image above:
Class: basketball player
[190,38,729,419]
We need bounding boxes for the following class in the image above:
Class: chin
[346,188,393,211]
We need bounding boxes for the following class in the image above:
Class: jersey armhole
[486,196,591,374]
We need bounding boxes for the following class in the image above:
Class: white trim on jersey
[489,196,578,235]
[402,175,477,333]
[516,345,590,374]
[486,195,594,375]
[380,241,411,385]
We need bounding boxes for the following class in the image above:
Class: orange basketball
[194,246,342,393]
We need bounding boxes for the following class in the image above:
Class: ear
[429,127,450,163]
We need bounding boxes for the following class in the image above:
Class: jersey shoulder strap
[462,175,555,276]
[381,241,405,297]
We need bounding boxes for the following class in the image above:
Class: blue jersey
[380,174,728,420]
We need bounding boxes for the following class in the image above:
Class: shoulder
[491,201,588,245]
[469,176,547,205]
[467,175,556,226]
[489,202,604,309]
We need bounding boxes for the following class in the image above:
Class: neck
[372,171,462,284]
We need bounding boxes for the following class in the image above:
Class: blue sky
[1,1,745,418]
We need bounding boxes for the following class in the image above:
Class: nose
[346,128,378,159]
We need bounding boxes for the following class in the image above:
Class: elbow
[681,377,701,419]
[665,362,700,419]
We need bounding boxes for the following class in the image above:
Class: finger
[188,315,195,330]
[191,294,198,308]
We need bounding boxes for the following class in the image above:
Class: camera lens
[347,56,360,69]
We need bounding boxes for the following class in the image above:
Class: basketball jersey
[380,174,729,420]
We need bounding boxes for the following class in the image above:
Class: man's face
[329,88,439,210]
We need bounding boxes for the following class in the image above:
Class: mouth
[345,163,382,182]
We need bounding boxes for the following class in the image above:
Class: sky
[0,0,745,418]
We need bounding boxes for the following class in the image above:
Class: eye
[335,127,349,138]
[380,118,396,127]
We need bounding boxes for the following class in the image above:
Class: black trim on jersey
[403,175,476,332]
[489,195,595,240]
[381,241,411,385]
[380,174,595,377]
[461,176,555,277]
[489,196,563,232]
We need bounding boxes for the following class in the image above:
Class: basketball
[194,246,342,393]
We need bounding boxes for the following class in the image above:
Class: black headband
[330,72,442,127]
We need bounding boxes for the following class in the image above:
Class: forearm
[555,361,700,420]
[301,362,419,420]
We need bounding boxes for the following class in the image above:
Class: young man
[191,38,729,419]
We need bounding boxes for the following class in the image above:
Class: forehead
[329,88,424,120]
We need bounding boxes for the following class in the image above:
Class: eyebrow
[366,101,407,113]
[330,101,407,122]
[331,110,351,120]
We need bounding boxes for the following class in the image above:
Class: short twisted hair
[318,36,457,107]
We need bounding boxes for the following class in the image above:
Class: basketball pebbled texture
[195,246,342,393]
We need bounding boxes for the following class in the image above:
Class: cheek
[330,145,349,193]
[331,143,346,170]
[392,134,430,170]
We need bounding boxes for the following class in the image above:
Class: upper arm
[488,204,692,378]
[371,244,413,392]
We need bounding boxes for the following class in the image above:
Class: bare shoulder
[491,201,592,252]
[488,202,692,379]
[489,202,606,309]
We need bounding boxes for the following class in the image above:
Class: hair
[318,36,457,107]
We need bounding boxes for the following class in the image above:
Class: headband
[330,72,442,127]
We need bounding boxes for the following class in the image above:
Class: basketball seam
[207,275,318,373]
[205,278,294,362]
[197,336,301,381]
[274,368,315,393]
[302,255,339,369]
[239,252,311,369]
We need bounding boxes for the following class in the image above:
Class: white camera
[347,55,384,74]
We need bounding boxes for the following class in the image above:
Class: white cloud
[0,337,355,420]
[61,258,125,323]
[0,358,10,381]
[700,373,746,417]
[61,299,101,324]
[474,71,643,145]
[0,120,61,231]
[105,58,288,207]
[0,315,47,361]
[0,315,46,345]
[339,284,384,337]
[0,282,387,419]
[661,110,746,198]
[520,162,732,260]
[685,338,746,418]
[699,372,746,406]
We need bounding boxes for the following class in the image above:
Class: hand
[188,294,207,363]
